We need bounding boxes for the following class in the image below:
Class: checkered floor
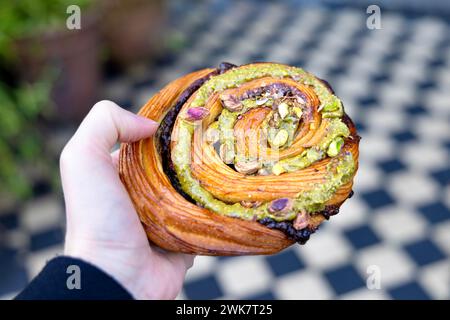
[1,1,450,300]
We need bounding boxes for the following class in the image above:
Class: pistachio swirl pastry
[119,62,360,255]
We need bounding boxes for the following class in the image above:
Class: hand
[60,100,195,299]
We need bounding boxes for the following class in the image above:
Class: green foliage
[0,1,93,201]
[0,0,92,62]
[0,76,53,198]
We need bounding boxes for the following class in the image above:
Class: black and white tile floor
[1,1,449,299]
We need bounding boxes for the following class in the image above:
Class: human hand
[60,100,195,299]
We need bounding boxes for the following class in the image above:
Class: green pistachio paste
[171,64,355,221]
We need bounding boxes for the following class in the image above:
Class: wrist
[64,236,152,299]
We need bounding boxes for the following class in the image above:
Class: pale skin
[61,100,195,300]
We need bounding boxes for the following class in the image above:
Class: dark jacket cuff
[15,256,133,300]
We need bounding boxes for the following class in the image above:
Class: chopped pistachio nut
[272,129,289,147]
[256,97,269,105]
[292,106,303,118]
[306,148,323,162]
[322,109,344,118]
[278,102,289,119]
[318,119,350,150]
[322,98,340,112]
[327,137,344,157]
[272,162,286,175]
[235,159,261,174]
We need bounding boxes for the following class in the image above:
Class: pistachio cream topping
[171,63,356,222]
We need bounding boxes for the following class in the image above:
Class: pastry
[119,62,360,255]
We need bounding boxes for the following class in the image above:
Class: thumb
[68,100,158,152]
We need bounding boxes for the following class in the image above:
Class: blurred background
[0,0,449,299]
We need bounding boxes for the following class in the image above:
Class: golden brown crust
[119,65,359,255]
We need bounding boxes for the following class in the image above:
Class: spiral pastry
[119,62,359,255]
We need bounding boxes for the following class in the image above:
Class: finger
[67,100,158,153]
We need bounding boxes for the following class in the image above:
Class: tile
[371,71,390,83]
[379,81,416,106]
[324,265,366,295]
[446,140,450,153]
[344,224,381,250]
[401,142,448,171]
[29,227,64,252]
[430,167,450,187]
[418,201,450,224]
[435,68,450,88]
[183,275,223,300]
[404,239,446,267]
[444,185,450,210]
[378,158,407,174]
[334,76,370,100]
[274,270,333,300]
[357,95,378,108]
[390,62,425,84]
[361,189,395,210]
[388,282,430,300]
[185,256,218,281]
[355,245,415,288]
[21,196,64,233]
[25,245,63,279]
[425,89,450,116]
[295,230,352,270]
[418,260,450,299]
[433,220,450,256]
[367,107,407,133]
[340,287,388,300]
[265,249,305,277]
[216,257,272,298]
[413,115,450,143]
[0,248,28,297]
[243,291,275,300]
[387,172,438,206]
[372,206,427,244]
[328,196,369,230]
[352,161,383,192]
[392,130,417,143]
[354,119,367,133]
[405,104,427,116]
[4,230,29,251]
[349,55,382,75]
[358,132,396,162]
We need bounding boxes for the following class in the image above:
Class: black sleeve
[15,256,134,300]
